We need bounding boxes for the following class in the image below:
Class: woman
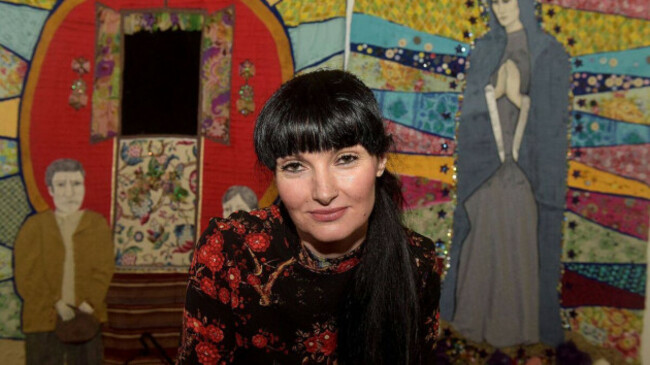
[440,0,570,347]
[177,70,441,364]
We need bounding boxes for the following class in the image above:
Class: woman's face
[275,144,387,256]
[492,0,520,29]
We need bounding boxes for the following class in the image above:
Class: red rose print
[227,268,241,289]
[231,293,240,309]
[231,221,246,235]
[206,324,225,343]
[335,258,360,273]
[216,221,230,231]
[200,277,217,299]
[198,245,225,273]
[270,205,281,219]
[250,209,268,220]
[196,341,221,365]
[218,287,230,305]
[318,330,337,356]
[303,336,319,353]
[247,274,261,286]
[252,334,268,348]
[245,232,271,252]
[235,332,244,347]
[207,231,224,250]
[187,315,204,335]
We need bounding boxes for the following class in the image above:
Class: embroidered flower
[319,331,337,356]
[216,221,230,231]
[187,314,204,335]
[197,245,224,273]
[205,324,225,343]
[335,258,360,273]
[218,287,230,305]
[231,221,246,235]
[207,231,224,250]
[245,232,271,252]
[250,209,268,220]
[270,205,282,219]
[227,268,241,289]
[247,274,261,286]
[252,334,268,348]
[200,277,217,299]
[231,293,240,309]
[196,341,220,365]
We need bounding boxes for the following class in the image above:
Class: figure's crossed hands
[494,59,523,108]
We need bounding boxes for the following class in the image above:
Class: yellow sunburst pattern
[275,0,346,27]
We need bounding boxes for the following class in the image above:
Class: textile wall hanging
[91,6,234,143]
[114,137,198,272]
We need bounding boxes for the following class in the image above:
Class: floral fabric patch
[114,138,198,272]
[91,5,121,143]
[0,139,18,177]
[0,281,23,338]
[200,7,234,143]
[0,45,27,99]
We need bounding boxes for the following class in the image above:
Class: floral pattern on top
[91,5,121,143]
[0,45,27,99]
[114,138,198,272]
[200,7,234,144]
[177,205,441,364]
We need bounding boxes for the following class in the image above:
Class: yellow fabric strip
[541,4,650,57]
[0,97,20,138]
[387,153,456,185]
[568,160,650,199]
[276,0,346,27]
[354,0,488,43]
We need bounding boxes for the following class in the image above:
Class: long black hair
[254,70,420,364]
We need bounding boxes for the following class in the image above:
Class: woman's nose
[311,168,338,205]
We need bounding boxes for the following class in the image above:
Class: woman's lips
[309,207,347,222]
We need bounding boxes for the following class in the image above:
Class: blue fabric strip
[351,13,469,56]
[570,112,650,147]
[0,2,49,60]
[571,47,650,78]
[373,90,458,139]
[287,17,346,72]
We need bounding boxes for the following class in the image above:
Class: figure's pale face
[492,0,521,30]
[49,171,85,214]
[222,193,253,217]
[275,144,387,257]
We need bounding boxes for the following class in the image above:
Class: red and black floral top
[176,205,440,365]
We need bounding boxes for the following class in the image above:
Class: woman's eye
[280,162,304,173]
[337,154,358,165]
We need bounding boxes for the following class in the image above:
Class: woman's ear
[376,155,388,177]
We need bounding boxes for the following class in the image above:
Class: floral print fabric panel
[570,144,649,185]
[123,12,204,34]
[574,88,649,125]
[540,5,650,56]
[91,5,121,143]
[200,7,234,144]
[566,188,649,241]
[562,307,643,362]
[0,45,27,99]
[348,53,463,93]
[562,212,645,264]
[114,138,198,272]
[540,0,649,19]
[386,121,456,156]
[0,281,23,338]
[0,139,18,177]
[354,0,487,42]
[275,0,346,27]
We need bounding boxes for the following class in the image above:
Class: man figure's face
[222,194,252,218]
[48,171,85,214]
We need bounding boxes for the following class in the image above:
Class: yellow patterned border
[275,0,346,27]
[568,160,650,199]
[541,4,650,56]
[2,0,56,10]
[354,0,488,43]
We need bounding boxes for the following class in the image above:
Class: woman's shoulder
[404,228,441,275]
[200,205,287,256]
